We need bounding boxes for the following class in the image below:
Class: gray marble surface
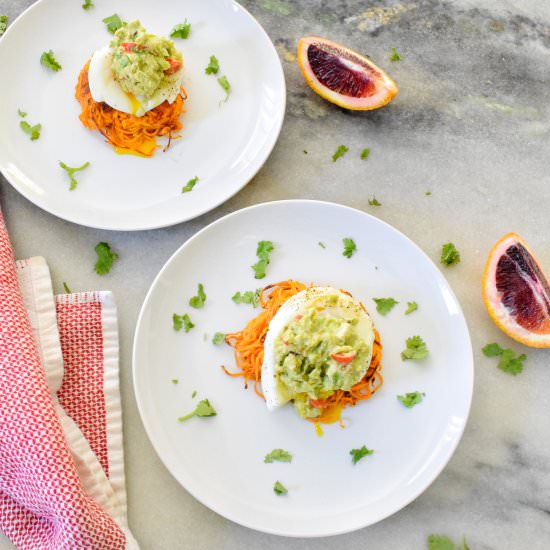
[1,0,550,548]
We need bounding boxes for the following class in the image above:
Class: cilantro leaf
[173,313,194,333]
[401,336,429,361]
[103,14,123,34]
[205,55,219,75]
[264,449,293,463]
[94,242,118,275]
[82,0,94,9]
[20,121,41,141]
[63,282,71,293]
[482,343,526,375]
[0,15,7,37]
[18,109,27,118]
[441,242,461,267]
[191,390,197,398]
[368,196,382,206]
[189,283,207,309]
[427,534,457,550]
[389,47,402,62]
[397,391,424,408]
[342,238,357,259]
[332,145,348,162]
[426,191,432,196]
[217,75,231,102]
[212,332,226,345]
[373,297,398,315]
[350,445,374,465]
[40,50,62,72]
[59,161,89,190]
[405,301,418,315]
[482,342,503,357]
[273,481,288,495]
[252,240,274,279]
[318,241,326,249]
[232,288,262,307]
[178,398,217,422]
[171,379,179,385]
[170,20,191,39]
[182,176,199,193]
[360,148,371,160]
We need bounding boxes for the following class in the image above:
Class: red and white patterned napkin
[0,210,138,549]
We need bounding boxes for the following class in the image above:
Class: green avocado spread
[273,293,371,419]
[111,20,182,98]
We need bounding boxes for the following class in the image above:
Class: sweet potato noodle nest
[223,280,383,425]
[75,60,186,157]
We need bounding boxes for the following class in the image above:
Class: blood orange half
[482,233,550,347]
[297,36,398,110]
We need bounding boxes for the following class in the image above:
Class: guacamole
[111,20,183,98]
[273,296,371,419]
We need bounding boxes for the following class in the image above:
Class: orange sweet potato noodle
[223,280,383,423]
[75,60,186,157]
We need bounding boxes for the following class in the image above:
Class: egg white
[88,45,184,117]
[261,287,375,412]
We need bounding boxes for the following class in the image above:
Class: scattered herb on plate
[218,75,231,102]
[205,55,219,74]
[212,332,226,345]
[103,14,123,34]
[426,191,432,196]
[173,313,194,332]
[17,109,27,118]
[170,20,191,39]
[368,196,382,206]
[178,398,216,422]
[264,449,293,463]
[232,288,262,307]
[20,121,41,141]
[189,283,207,308]
[273,481,288,495]
[171,379,179,385]
[332,144,348,162]
[482,342,526,375]
[350,446,374,464]
[397,391,424,408]
[63,282,71,293]
[405,301,418,315]
[252,240,274,279]
[401,335,429,360]
[389,47,402,62]
[94,242,118,275]
[60,161,89,190]
[82,0,94,9]
[192,390,197,398]
[342,238,357,259]
[182,176,199,193]
[360,148,371,160]
[441,242,460,267]
[40,50,62,71]
[373,297,398,315]
[0,15,7,36]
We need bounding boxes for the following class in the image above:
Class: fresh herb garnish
[360,148,371,160]
[59,161,89,190]
[182,176,199,193]
[342,238,357,259]
[482,343,526,375]
[103,14,123,34]
[94,241,118,275]
[171,379,179,385]
[318,241,326,249]
[232,288,262,307]
[373,297,398,315]
[350,445,374,464]
[332,145,348,162]
[389,47,402,62]
[427,534,470,550]
[264,449,293,463]
[0,15,7,37]
[170,20,191,39]
[217,76,231,102]
[252,240,274,279]
[82,0,94,9]
[20,121,41,141]
[173,313,194,333]
[212,332,226,345]
[397,391,424,408]
[205,55,219,75]
[426,191,432,196]
[405,301,418,315]
[17,109,27,118]
[441,242,461,267]
[189,283,207,309]
[63,282,71,293]
[401,336,429,360]
[368,196,382,206]
[40,50,62,72]
[178,398,217,422]
[273,481,288,495]
[191,390,197,398]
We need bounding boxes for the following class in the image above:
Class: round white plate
[0,0,285,230]
[133,200,473,537]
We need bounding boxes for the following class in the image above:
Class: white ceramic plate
[0,0,285,230]
[133,200,474,537]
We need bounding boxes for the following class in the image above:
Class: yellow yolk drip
[318,403,343,425]
[127,92,142,116]
[314,423,324,437]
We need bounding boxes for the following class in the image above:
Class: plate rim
[0,0,287,231]
[132,198,475,537]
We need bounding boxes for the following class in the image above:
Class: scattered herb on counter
[189,283,207,308]
[368,196,382,206]
[405,301,418,315]
[232,288,262,307]
[60,161,89,190]
[397,391,424,408]
[389,47,402,62]
[63,282,71,293]
[252,240,274,279]
[441,242,460,267]
[360,148,371,160]
[264,449,293,464]
[428,534,470,550]
[212,332,226,345]
[342,238,357,259]
[217,75,231,102]
[273,481,288,495]
[318,241,326,249]
[17,109,27,118]
[401,336,429,361]
[204,55,219,74]
[350,445,374,465]
[20,121,41,141]
[373,297,398,316]
[178,399,216,422]
[482,343,526,375]
[103,14,123,34]
[171,379,179,385]
[0,15,7,37]
[94,241,118,275]
[332,144,348,162]
[82,0,94,9]
[170,20,191,39]
[182,176,199,193]
[173,313,194,333]
[40,50,62,71]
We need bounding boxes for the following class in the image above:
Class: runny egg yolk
[127,93,141,115]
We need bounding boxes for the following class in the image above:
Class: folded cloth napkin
[0,210,138,549]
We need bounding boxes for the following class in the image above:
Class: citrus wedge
[482,233,550,347]
[297,36,398,110]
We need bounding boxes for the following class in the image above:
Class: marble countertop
[1,0,550,548]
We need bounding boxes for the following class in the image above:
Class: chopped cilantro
[182,176,199,193]
[63,282,71,293]
[217,75,231,102]
[360,148,371,160]
[342,238,357,259]
[173,313,194,333]
[318,241,326,249]
[252,240,274,279]
[482,342,526,375]
[82,0,94,9]
[17,109,27,118]
[368,196,382,206]
[170,20,191,39]
[373,297,398,315]
[20,121,41,141]
[0,15,7,37]
[59,161,89,190]
[171,379,179,385]
[441,242,460,267]
[401,336,429,361]
[350,445,374,464]
[273,481,288,495]
[192,390,197,398]
[40,50,62,72]
[389,47,402,62]
[332,145,348,162]
[397,391,424,408]
[178,398,217,422]
[232,288,262,307]
[427,534,469,550]
[205,55,219,75]
[264,449,293,463]
[103,14,123,34]
[212,332,226,345]
[189,283,206,309]
[405,301,418,315]
[94,242,118,275]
